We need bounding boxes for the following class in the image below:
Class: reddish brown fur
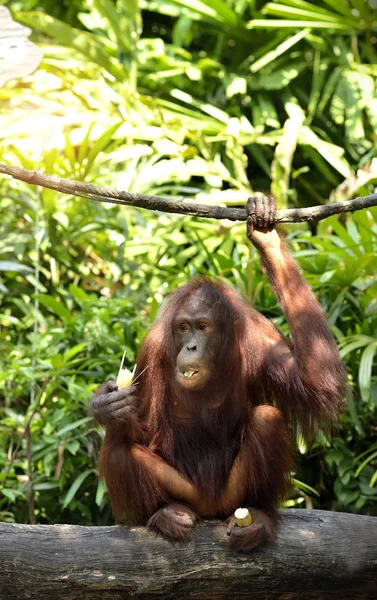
[98,263,346,547]
[147,503,198,540]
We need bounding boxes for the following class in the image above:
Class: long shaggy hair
[132,277,285,503]
[100,275,345,524]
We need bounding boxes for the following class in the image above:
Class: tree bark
[1,162,377,223]
[0,509,376,599]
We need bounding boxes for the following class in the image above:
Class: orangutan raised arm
[246,195,347,437]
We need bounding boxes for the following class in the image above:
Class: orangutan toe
[147,503,197,540]
[227,519,267,552]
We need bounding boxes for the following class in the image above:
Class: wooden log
[0,509,376,599]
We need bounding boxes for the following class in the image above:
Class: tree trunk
[0,509,376,599]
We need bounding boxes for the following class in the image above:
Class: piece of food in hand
[116,368,134,389]
[234,508,253,527]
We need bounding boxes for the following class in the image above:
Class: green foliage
[1,0,376,523]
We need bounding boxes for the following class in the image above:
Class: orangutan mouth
[182,370,199,379]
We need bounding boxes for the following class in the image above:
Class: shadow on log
[0,509,376,599]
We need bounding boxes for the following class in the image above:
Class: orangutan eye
[179,323,189,332]
[198,323,207,331]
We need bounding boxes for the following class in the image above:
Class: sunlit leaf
[359,342,377,403]
[271,101,305,207]
[250,28,310,73]
[95,479,107,506]
[0,261,33,273]
[18,12,127,80]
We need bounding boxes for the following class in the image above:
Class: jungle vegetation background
[0,0,376,525]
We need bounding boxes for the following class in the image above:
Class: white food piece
[116,368,134,389]
[184,370,196,378]
[234,507,253,527]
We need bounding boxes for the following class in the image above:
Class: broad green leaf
[0,261,32,273]
[249,62,306,90]
[354,444,377,465]
[226,76,247,98]
[18,12,127,80]
[261,2,359,28]
[359,342,377,403]
[299,127,351,178]
[95,479,107,506]
[307,52,328,122]
[292,478,320,496]
[56,417,92,437]
[370,471,377,487]
[301,146,338,186]
[77,123,96,167]
[33,482,60,491]
[155,98,223,133]
[2,489,25,502]
[326,217,362,256]
[359,484,377,497]
[36,295,73,324]
[0,314,22,327]
[107,144,154,165]
[83,122,123,176]
[64,133,76,172]
[355,451,377,478]
[321,0,354,17]
[366,99,377,132]
[144,0,251,42]
[120,0,142,25]
[51,354,64,370]
[168,0,239,27]
[326,449,344,466]
[319,270,336,283]
[346,220,360,245]
[94,0,132,53]
[271,102,305,207]
[69,285,90,305]
[346,394,362,432]
[257,94,280,129]
[140,0,207,22]
[63,343,88,363]
[339,336,375,358]
[343,71,370,141]
[249,19,355,29]
[318,67,343,113]
[273,0,349,18]
[66,440,80,456]
[331,72,366,140]
[170,89,229,123]
[63,470,92,507]
[172,16,194,47]
[250,28,310,73]
[331,78,347,125]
